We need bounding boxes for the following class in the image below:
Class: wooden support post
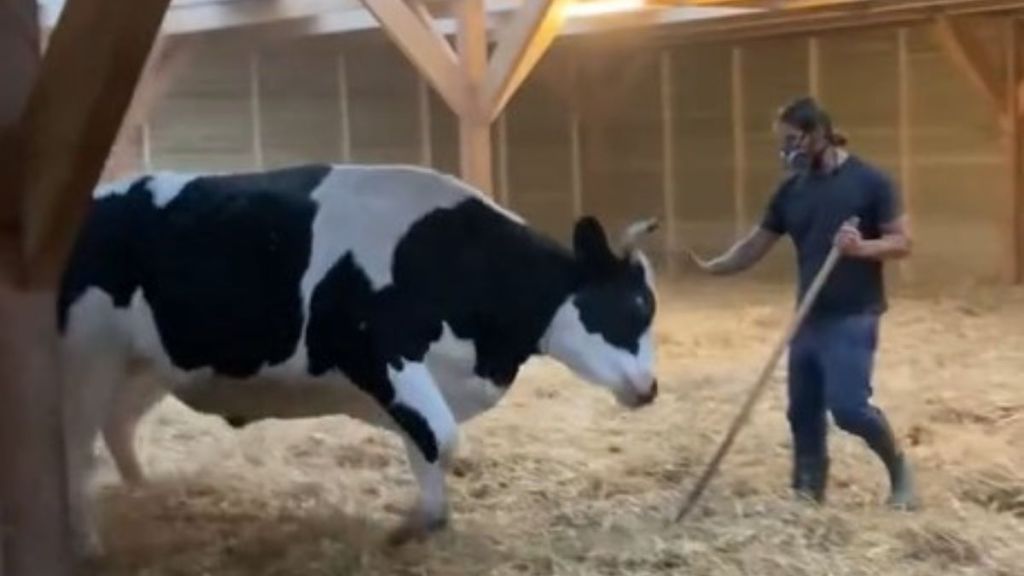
[568,52,583,220]
[141,120,153,171]
[496,110,510,206]
[0,0,171,574]
[1007,19,1022,283]
[456,0,492,193]
[897,27,915,283]
[338,52,351,162]
[660,48,677,273]
[731,45,748,239]
[808,35,821,98]
[249,50,264,169]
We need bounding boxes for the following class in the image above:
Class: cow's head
[540,216,659,408]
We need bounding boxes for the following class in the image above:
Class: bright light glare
[563,0,648,19]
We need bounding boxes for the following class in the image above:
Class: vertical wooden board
[260,39,340,168]
[742,35,807,281]
[149,43,253,171]
[346,39,419,164]
[671,43,736,260]
[908,21,1007,287]
[505,45,573,245]
[577,43,663,257]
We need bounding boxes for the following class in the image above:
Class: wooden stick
[674,217,857,523]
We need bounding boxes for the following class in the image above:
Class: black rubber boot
[792,455,829,504]
[863,411,919,510]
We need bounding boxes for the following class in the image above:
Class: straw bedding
[89,278,1024,575]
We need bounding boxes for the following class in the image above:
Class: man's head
[774,96,847,173]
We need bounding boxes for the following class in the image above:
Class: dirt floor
[89,277,1024,576]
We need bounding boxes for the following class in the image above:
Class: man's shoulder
[844,154,895,189]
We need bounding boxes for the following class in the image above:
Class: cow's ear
[573,216,617,274]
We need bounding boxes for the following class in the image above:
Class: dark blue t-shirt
[760,155,903,318]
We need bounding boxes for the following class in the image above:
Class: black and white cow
[58,163,659,557]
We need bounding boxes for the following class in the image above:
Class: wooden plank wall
[138,16,1014,288]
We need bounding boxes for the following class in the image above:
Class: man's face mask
[779,131,811,172]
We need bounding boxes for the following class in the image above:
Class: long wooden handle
[673,218,857,523]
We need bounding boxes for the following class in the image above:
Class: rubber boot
[865,412,919,510]
[792,455,829,504]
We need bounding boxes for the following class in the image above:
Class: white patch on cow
[301,165,522,297]
[93,171,197,208]
[424,323,505,422]
[388,360,459,461]
[538,297,656,405]
[146,171,198,208]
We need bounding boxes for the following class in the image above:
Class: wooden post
[0,2,72,573]
[808,35,821,98]
[338,52,351,162]
[1007,19,1021,283]
[731,45,747,238]
[249,50,264,170]
[897,27,915,283]
[660,48,677,273]
[456,0,492,194]
[1,0,171,574]
[568,53,583,220]
[496,110,510,206]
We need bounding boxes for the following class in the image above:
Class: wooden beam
[1007,19,1022,283]
[933,15,1005,116]
[16,0,173,286]
[660,48,677,273]
[482,0,571,121]
[808,35,821,98]
[731,45,747,238]
[457,0,493,193]
[897,26,915,283]
[337,53,352,162]
[360,0,465,115]
[249,50,264,169]
[418,74,434,166]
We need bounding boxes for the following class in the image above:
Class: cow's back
[58,164,334,379]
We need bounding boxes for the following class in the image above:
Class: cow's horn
[620,217,659,252]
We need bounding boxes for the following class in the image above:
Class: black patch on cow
[571,217,655,354]
[388,404,439,463]
[58,176,159,331]
[58,164,332,380]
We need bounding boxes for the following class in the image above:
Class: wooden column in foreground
[0,1,171,574]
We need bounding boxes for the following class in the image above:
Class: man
[688,96,917,509]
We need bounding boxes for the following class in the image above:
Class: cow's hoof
[386,513,448,547]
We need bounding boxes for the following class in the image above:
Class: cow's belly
[170,374,390,427]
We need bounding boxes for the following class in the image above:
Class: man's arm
[835,215,912,261]
[688,226,780,276]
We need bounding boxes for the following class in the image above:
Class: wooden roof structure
[3,1,1024,575]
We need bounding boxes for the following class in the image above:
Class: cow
[57,163,660,558]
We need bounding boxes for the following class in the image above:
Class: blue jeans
[787,313,897,465]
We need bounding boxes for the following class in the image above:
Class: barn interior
[2,1,1024,575]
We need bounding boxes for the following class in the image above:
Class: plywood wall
[142,16,1016,288]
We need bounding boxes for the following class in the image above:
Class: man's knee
[830,404,880,436]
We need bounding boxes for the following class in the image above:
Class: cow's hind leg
[381,361,459,546]
[102,372,167,486]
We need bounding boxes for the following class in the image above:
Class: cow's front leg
[383,361,458,546]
